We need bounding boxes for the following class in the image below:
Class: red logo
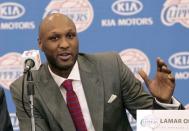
[0,52,23,90]
[119,48,150,82]
[43,0,94,32]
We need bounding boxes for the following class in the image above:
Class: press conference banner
[137,110,189,131]
[0,0,189,130]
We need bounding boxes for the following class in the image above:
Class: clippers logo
[161,0,189,28]
[119,48,150,82]
[140,115,160,129]
[0,2,25,20]
[43,0,94,32]
[168,52,189,69]
[0,53,23,90]
[112,0,143,16]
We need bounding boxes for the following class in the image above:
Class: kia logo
[112,0,143,16]
[0,2,25,19]
[169,52,189,69]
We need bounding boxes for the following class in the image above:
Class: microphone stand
[26,70,36,131]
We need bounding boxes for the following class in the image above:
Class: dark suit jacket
[10,52,182,131]
[0,88,13,131]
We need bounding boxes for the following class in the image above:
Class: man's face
[39,14,79,74]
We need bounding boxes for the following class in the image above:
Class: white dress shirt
[155,97,180,109]
[48,62,95,131]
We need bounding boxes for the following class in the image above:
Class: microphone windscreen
[22,50,41,71]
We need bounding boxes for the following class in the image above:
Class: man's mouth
[58,53,72,61]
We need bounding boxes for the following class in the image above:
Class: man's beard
[46,54,77,71]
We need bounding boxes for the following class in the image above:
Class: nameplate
[137,110,189,131]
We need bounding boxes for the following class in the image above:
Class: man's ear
[38,38,43,51]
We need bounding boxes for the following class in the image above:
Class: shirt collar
[48,61,80,87]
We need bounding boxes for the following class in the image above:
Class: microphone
[22,50,41,73]
[21,49,41,131]
[25,59,35,71]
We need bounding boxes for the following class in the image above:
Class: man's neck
[49,66,73,78]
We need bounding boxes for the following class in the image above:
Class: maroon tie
[62,80,88,131]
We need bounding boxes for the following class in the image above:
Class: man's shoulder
[10,63,47,88]
[0,87,3,92]
[0,87,5,102]
[78,52,123,71]
[79,52,120,61]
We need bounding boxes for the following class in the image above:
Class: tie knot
[63,79,73,91]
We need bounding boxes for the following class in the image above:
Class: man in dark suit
[0,88,13,131]
[10,13,182,131]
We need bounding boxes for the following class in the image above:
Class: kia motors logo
[112,0,143,16]
[169,52,189,69]
[0,2,25,19]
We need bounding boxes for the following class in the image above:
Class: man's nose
[59,38,69,48]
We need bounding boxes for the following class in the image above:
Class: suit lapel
[78,55,104,131]
[36,64,76,131]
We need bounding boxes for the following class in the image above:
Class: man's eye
[49,35,59,41]
[66,33,76,39]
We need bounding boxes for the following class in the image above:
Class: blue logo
[169,52,189,69]
[112,0,143,16]
[0,2,25,20]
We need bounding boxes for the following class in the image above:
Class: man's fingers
[167,73,175,83]
[157,57,172,74]
[157,57,164,71]
[138,69,150,87]
[157,57,168,71]
[161,66,171,74]
[157,57,175,83]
